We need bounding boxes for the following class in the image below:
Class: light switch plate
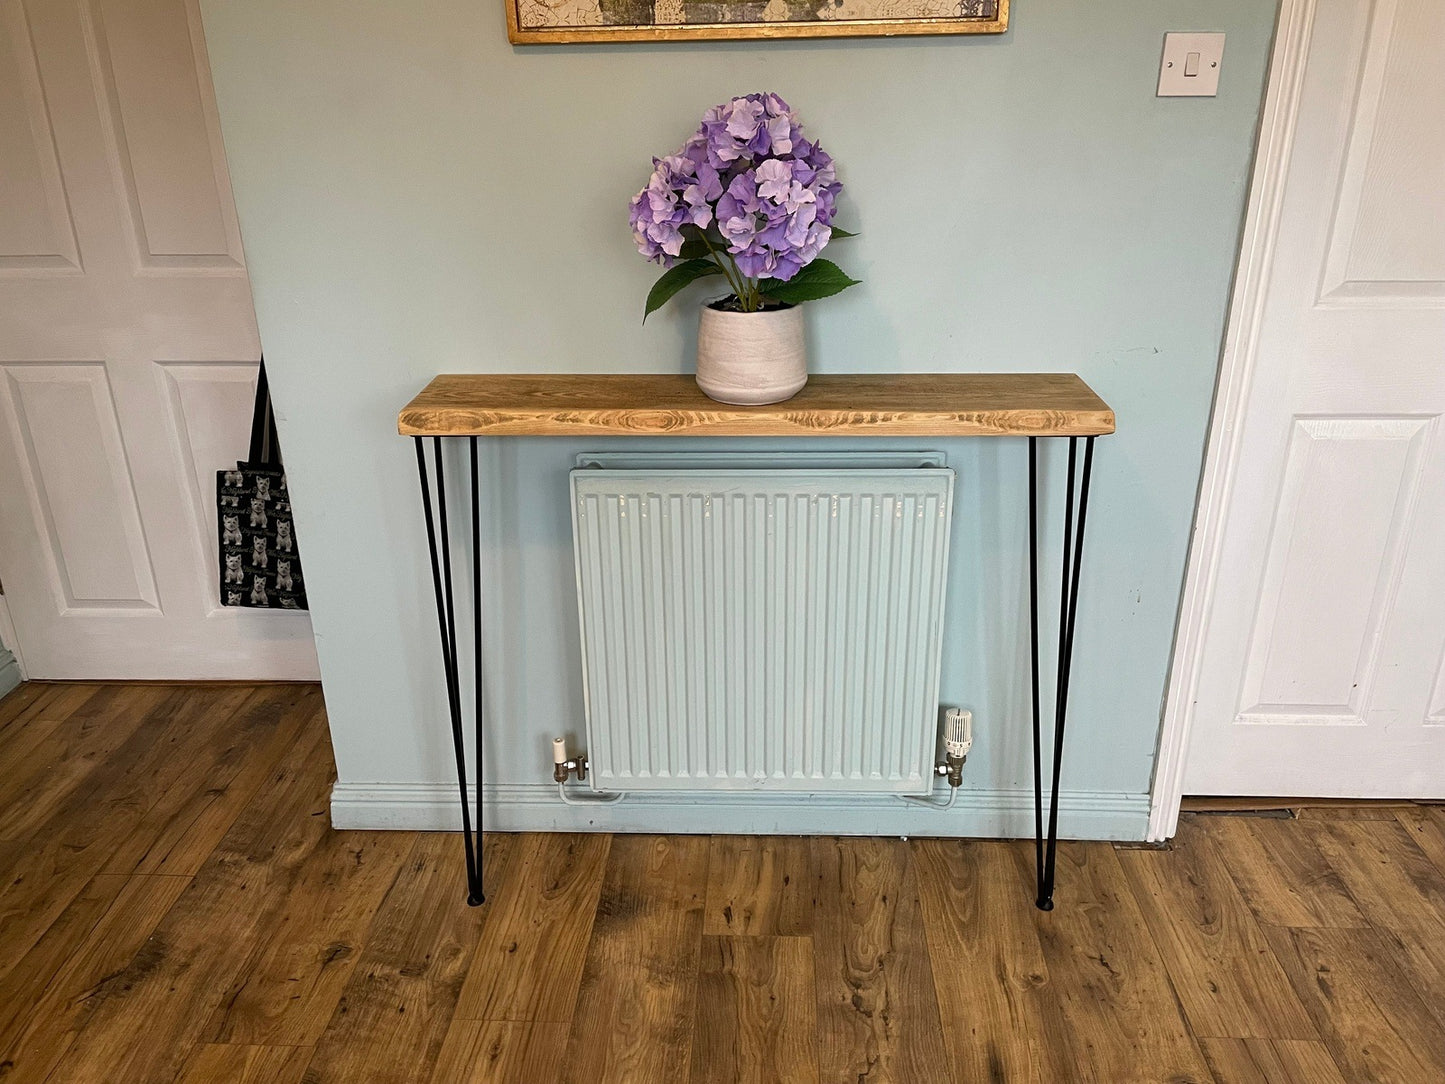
[1158,32,1225,97]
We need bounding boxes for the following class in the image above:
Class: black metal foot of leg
[467,893,486,907]
[1029,435,1095,912]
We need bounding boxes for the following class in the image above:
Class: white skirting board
[330,782,1150,840]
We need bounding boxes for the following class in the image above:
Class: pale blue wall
[199,0,1277,837]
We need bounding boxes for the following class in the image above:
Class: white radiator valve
[552,737,588,783]
[941,708,973,787]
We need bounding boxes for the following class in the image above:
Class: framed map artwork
[506,0,1008,43]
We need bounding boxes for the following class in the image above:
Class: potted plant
[629,93,860,405]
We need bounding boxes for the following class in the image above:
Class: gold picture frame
[506,0,1008,44]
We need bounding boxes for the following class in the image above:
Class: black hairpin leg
[1029,435,1095,911]
[415,436,485,906]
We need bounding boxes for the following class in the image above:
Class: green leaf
[644,259,723,321]
[677,225,713,261]
[758,259,861,305]
[828,227,858,239]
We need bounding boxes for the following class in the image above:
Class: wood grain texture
[398,373,1115,437]
[1115,818,1315,1040]
[1199,1038,1349,1084]
[1266,924,1445,1083]
[1292,802,1417,820]
[428,1020,569,1084]
[201,828,415,1046]
[1306,817,1445,934]
[689,936,818,1084]
[43,720,337,1083]
[0,682,56,733]
[811,837,953,1084]
[174,1043,311,1084]
[1190,813,1368,929]
[703,836,814,937]
[99,685,317,877]
[0,684,166,842]
[11,686,1445,1084]
[912,839,1048,1084]
[1369,922,1445,1039]
[453,832,610,1023]
[1027,844,1213,1084]
[0,685,106,812]
[1398,805,1445,875]
[302,832,514,1084]
[0,687,213,986]
[0,874,132,1074]
[561,835,709,1084]
[0,873,189,1082]
[0,869,130,1005]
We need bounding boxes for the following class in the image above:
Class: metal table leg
[414,436,486,906]
[1029,435,1095,911]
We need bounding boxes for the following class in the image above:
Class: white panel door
[0,0,317,678]
[1182,0,1445,796]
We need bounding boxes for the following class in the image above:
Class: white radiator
[569,454,954,796]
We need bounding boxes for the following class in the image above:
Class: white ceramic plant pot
[695,302,807,406]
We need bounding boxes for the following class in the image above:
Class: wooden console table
[398,373,1115,910]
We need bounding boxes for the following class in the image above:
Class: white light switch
[1158,32,1225,97]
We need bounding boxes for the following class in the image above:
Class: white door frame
[1148,0,1316,842]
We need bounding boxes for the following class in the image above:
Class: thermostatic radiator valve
[901,708,974,810]
[941,708,973,788]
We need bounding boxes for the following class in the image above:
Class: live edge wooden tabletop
[398,373,1115,438]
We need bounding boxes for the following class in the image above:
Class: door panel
[0,0,317,678]
[1320,0,1445,297]
[1182,0,1445,797]
[86,0,243,266]
[1238,416,1429,725]
[1,362,158,608]
[0,0,81,269]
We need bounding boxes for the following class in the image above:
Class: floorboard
[1266,924,1445,1083]
[1026,843,1213,1084]
[1198,1037,1348,1084]
[1189,813,1368,929]
[428,1020,569,1084]
[43,717,336,1083]
[1115,818,1314,1040]
[173,1043,312,1084]
[689,935,818,1084]
[812,837,954,1084]
[560,835,708,1084]
[4,682,1445,1084]
[201,826,415,1047]
[452,832,610,1024]
[702,836,814,937]
[302,832,514,1083]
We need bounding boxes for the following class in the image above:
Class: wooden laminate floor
[2,683,1444,1083]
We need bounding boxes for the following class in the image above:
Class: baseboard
[330,781,1150,840]
[0,652,21,702]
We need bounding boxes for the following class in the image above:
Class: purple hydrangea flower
[628,93,844,284]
